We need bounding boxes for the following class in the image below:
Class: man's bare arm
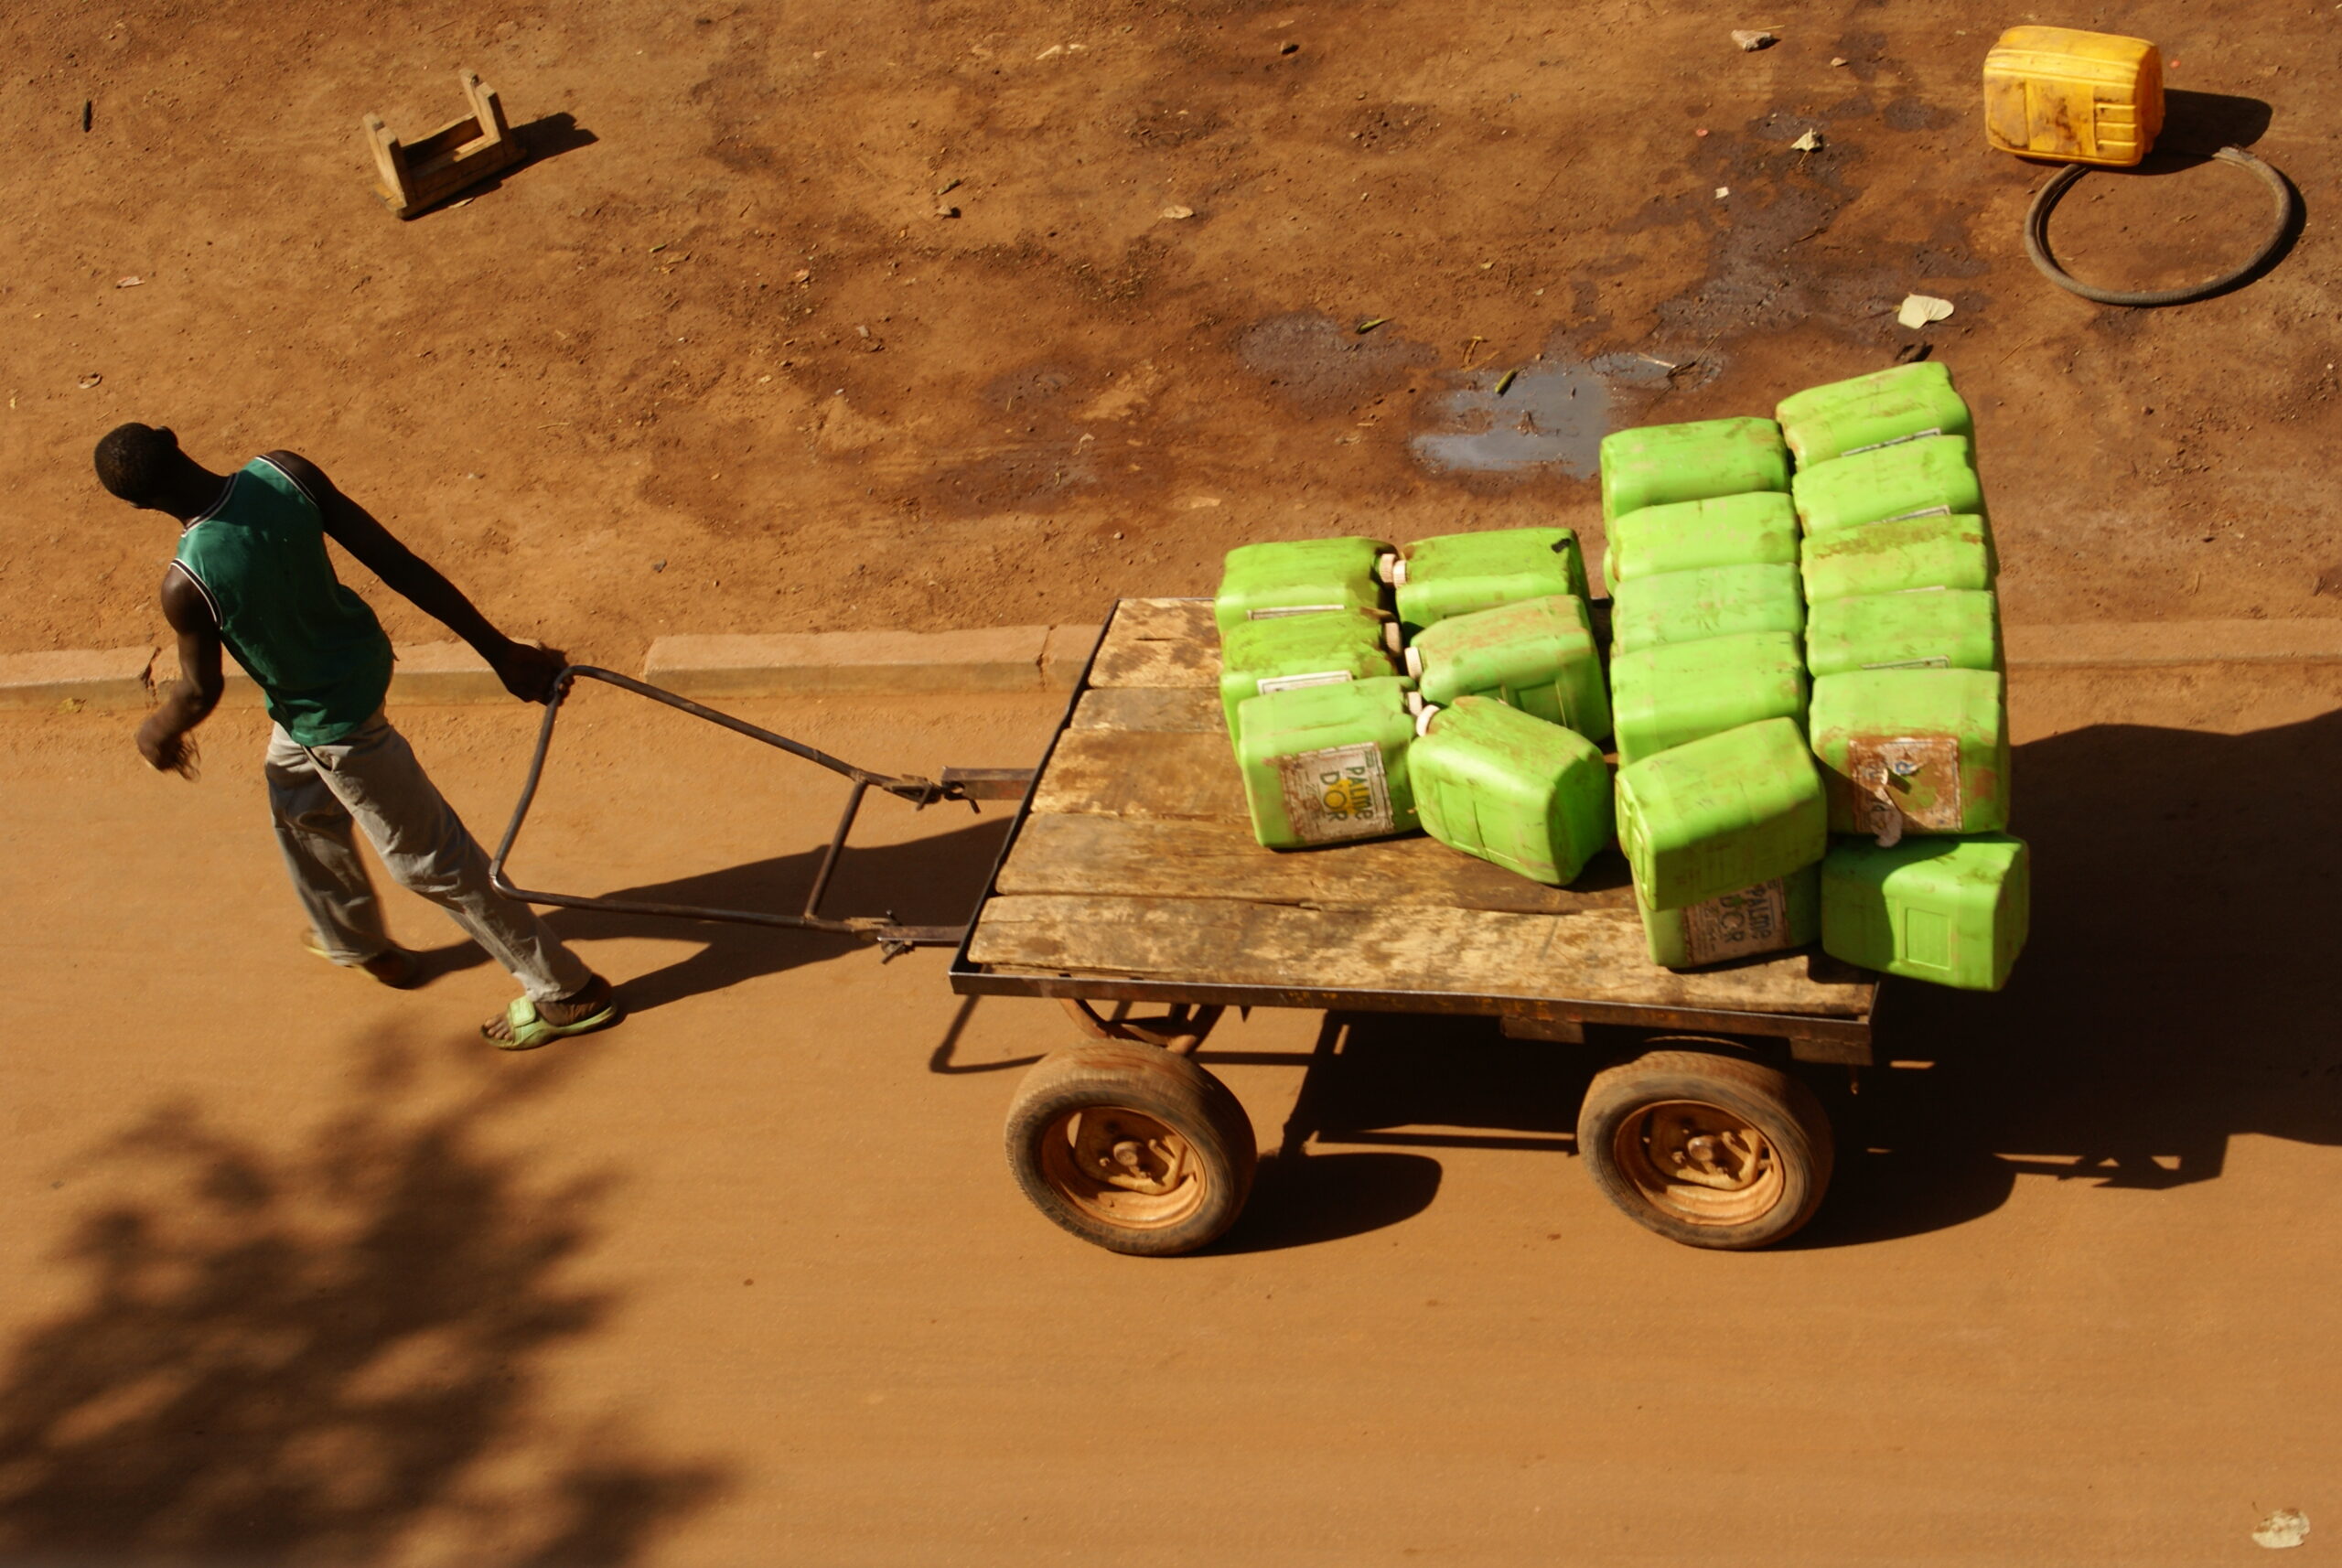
[138,568,222,775]
[265,449,568,703]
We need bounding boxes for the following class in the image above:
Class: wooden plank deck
[965,597,1875,1022]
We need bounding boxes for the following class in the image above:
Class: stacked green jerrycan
[1801,514,1996,602]
[1776,360,1974,467]
[1792,435,1984,535]
[1614,718,1828,968]
[1808,669,2010,838]
[1609,563,1805,656]
[1822,834,2029,992]
[1606,492,1800,585]
[1404,595,1610,740]
[1214,537,1395,635]
[1610,632,1807,767]
[1410,696,1614,886]
[1643,865,1821,970]
[1387,527,1587,631]
[1218,608,1401,731]
[1779,361,2029,991]
[1598,417,1791,519]
[1233,676,1419,849]
[1807,587,2001,677]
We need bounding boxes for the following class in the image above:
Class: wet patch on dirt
[1627,85,1989,354]
[1409,347,1721,478]
[1233,312,1436,413]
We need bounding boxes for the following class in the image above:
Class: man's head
[93,423,198,510]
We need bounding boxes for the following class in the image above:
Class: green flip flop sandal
[485,993,622,1051]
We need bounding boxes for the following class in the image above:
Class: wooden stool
[363,71,521,219]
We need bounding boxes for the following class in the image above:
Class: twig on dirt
[1356,316,1389,334]
[1460,334,1488,370]
[1494,368,1519,396]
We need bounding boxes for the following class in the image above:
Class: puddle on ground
[1410,349,1717,477]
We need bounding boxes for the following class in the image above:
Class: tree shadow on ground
[0,1035,726,1565]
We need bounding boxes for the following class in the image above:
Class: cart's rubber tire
[1577,1048,1833,1251]
[1005,1041,1256,1257]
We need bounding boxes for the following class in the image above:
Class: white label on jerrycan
[1256,670,1355,695]
[1681,879,1792,966]
[1276,742,1394,843]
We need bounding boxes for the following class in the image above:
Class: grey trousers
[265,711,591,1002]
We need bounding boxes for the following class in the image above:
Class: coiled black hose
[2023,145,2295,306]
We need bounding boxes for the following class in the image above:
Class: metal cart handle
[488,666,1030,956]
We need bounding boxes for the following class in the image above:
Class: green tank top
[172,456,394,746]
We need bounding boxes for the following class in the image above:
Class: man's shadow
[410,815,1014,1013]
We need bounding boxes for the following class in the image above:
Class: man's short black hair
[93,423,182,505]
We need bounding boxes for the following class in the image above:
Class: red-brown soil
[4,0,2336,668]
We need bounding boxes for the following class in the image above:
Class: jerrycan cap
[1404,690,1427,716]
[1414,702,1442,737]
[1376,551,1402,585]
[1403,644,1425,679]
[1382,620,1406,656]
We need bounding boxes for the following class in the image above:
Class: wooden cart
[949,598,1884,1255]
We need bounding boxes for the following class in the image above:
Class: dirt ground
[6,665,2342,1564]
[4,0,2337,666]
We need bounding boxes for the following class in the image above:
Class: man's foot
[481,974,621,1051]
[302,930,424,989]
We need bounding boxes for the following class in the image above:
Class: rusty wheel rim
[1612,1100,1786,1229]
[1036,1107,1209,1230]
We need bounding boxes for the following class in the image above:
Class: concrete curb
[643,624,1104,698]
[11,619,2342,714]
[2001,620,2342,668]
[0,647,157,711]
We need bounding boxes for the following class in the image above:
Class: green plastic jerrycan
[1775,360,1973,467]
[1235,675,1420,849]
[1609,631,1809,768]
[1605,492,1800,586]
[1792,435,1983,537]
[1600,418,1790,521]
[1614,717,1827,911]
[1405,594,1611,742]
[1809,669,2011,836]
[1215,537,1396,637]
[1219,609,1401,734]
[1609,563,1805,657]
[1391,527,1588,630]
[1639,865,1820,970]
[1801,514,1996,604]
[1821,832,2030,992]
[1806,588,2001,679]
[1410,697,1615,886]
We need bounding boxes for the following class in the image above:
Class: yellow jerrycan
[1982,27,2163,167]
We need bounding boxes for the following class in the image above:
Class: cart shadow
[1802,700,2342,1246]
[1209,1014,1565,1253]
[1181,701,2342,1251]
[536,818,1015,1015]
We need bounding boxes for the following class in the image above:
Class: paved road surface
[3,670,2338,1565]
